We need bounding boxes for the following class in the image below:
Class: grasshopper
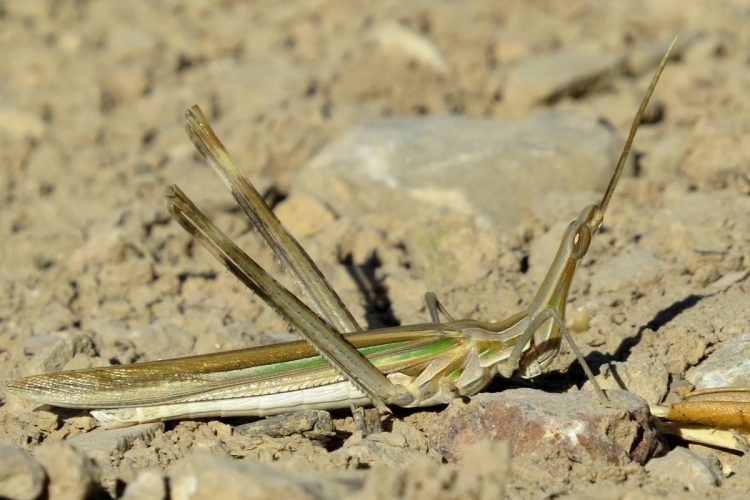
[8,40,677,429]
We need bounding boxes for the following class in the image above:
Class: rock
[646,447,722,489]
[53,416,99,441]
[589,249,673,294]
[504,48,625,108]
[402,213,496,288]
[691,263,721,288]
[168,453,359,500]
[429,389,663,465]
[294,112,630,234]
[584,359,670,405]
[645,191,749,276]
[234,410,334,440]
[0,410,60,448]
[25,304,78,340]
[274,194,335,238]
[24,333,98,375]
[122,470,167,500]
[331,431,426,469]
[34,441,99,500]
[69,422,164,462]
[369,22,448,73]
[0,447,46,500]
[687,332,750,389]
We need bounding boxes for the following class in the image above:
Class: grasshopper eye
[571,224,591,258]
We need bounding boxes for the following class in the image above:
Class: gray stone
[69,422,164,461]
[0,447,46,500]
[584,359,670,406]
[504,48,625,108]
[26,333,98,374]
[294,111,630,234]
[646,447,722,489]
[168,453,360,500]
[34,441,99,500]
[687,332,750,389]
[589,249,673,294]
[233,410,334,440]
[429,389,664,465]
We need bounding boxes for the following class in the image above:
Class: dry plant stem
[650,387,750,452]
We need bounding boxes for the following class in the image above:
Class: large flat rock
[293,111,631,234]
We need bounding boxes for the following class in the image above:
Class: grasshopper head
[510,37,677,383]
[515,203,601,377]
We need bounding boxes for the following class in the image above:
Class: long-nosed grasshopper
[8,40,676,429]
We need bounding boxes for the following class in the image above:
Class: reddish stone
[429,389,665,465]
